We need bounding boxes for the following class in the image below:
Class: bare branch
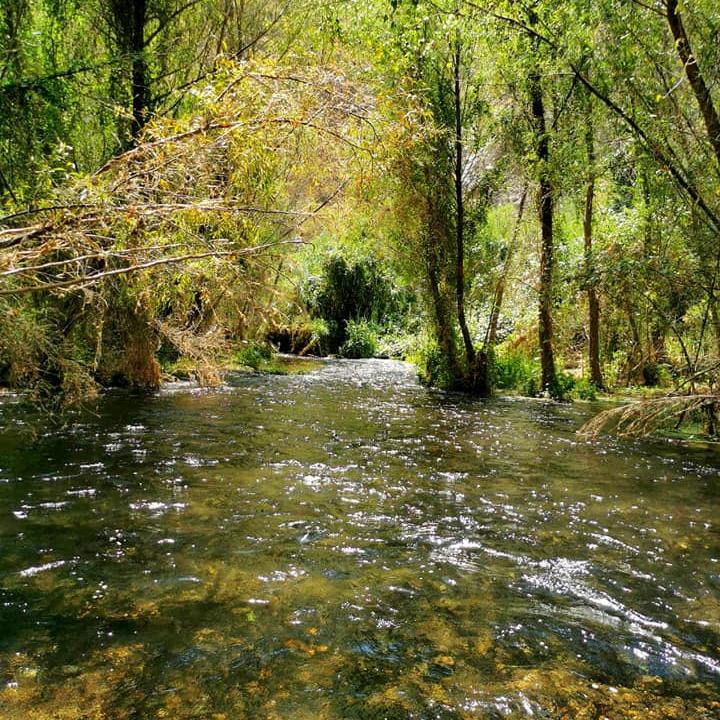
[0,239,306,296]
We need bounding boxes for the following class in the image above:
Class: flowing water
[0,359,719,719]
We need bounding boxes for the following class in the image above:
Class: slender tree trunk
[427,239,457,375]
[641,168,667,366]
[666,0,720,170]
[2,1,27,78]
[487,187,527,347]
[668,3,720,369]
[422,165,458,377]
[453,43,475,369]
[131,0,148,139]
[584,109,603,388]
[710,296,720,357]
[529,67,556,391]
[0,166,18,203]
[625,296,643,384]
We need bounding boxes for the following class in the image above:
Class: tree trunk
[711,297,720,358]
[529,67,556,391]
[453,42,475,369]
[665,0,720,381]
[666,0,720,170]
[584,108,603,388]
[640,167,668,366]
[131,0,148,139]
[487,187,527,347]
[427,239,458,376]
[422,163,458,377]
[625,297,643,384]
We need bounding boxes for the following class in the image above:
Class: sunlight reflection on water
[0,359,719,718]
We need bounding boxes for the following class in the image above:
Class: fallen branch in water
[578,394,720,438]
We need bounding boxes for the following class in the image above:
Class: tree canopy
[1,0,719,433]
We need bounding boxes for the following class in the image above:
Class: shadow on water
[0,359,719,718]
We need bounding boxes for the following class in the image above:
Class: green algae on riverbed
[0,360,719,718]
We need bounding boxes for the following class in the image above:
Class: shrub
[642,361,672,388]
[548,371,575,401]
[524,375,540,398]
[574,378,599,401]
[492,349,577,401]
[234,342,273,370]
[305,255,398,353]
[493,348,539,394]
[412,339,456,390]
[339,320,377,358]
[0,304,49,388]
[375,330,415,359]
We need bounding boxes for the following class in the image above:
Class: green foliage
[524,375,540,399]
[339,319,378,359]
[5,0,720,412]
[304,318,331,356]
[641,362,672,389]
[0,297,101,406]
[306,255,398,353]
[412,339,457,390]
[267,318,329,356]
[574,378,598,401]
[492,349,579,401]
[0,303,47,389]
[548,371,576,402]
[1,53,375,401]
[234,342,274,371]
[375,329,417,359]
[492,348,540,395]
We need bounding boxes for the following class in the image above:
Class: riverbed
[0,360,719,718]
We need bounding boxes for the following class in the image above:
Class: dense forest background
[1,0,719,427]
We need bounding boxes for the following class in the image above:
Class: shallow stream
[1,359,719,718]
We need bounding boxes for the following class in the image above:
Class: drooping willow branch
[1,203,313,228]
[93,116,372,177]
[0,240,234,278]
[0,239,306,296]
[1,62,372,310]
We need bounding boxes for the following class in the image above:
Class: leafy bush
[0,304,49,388]
[524,375,540,398]
[574,378,599,401]
[0,300,101,404]
[412,339,456,390]
[548,371,575,401]
[375,330,415,359]
[491,349,580,400]
[641,361,672,388]
[339,320,377,358]
[234,342,273,370]
[493,348,539,394]
[305,255,400,353]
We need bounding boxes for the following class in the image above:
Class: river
[0,359,719,718]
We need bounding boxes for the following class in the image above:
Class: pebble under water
[0,359,719,719]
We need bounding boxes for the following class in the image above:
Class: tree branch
[0,239,306,296]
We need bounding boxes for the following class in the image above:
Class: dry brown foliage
[0,60,377,395]
[579,394,720,438]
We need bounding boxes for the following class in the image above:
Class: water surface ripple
[1,359,719,718]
